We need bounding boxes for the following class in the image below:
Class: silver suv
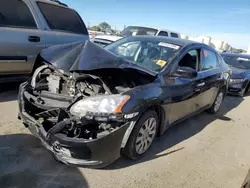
[0,0,89,83]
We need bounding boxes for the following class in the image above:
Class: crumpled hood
[40,40,157,76]
[230,66,250,79]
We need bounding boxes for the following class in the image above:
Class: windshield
[121,26,158,37]
[105,37,181,72]
[222,55,250,70]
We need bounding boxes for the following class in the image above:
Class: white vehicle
[88,30,105,38]
[92,26,181,47]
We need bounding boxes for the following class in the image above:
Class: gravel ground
[0,82,250,188]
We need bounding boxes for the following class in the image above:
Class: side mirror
[173,66,197,78]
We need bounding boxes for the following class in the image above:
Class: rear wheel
[207,88,225,114]
[124,110,158,160]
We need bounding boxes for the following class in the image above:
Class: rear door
[34,1,89,47]
[198,48,222,107]
[0,0,46,74]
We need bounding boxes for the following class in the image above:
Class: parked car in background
[0,0,89,83]
[91,35,122,47]
[88,30,105,39]
[92,26,181,47]
[221,53,250,96]
[18,36,230,168]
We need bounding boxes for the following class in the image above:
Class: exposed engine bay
[23,65,154,140]
[32,65,152,97]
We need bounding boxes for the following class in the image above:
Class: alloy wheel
[135,117,157,155]
[214,92,223,112]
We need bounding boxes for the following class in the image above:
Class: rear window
[0,0,36,28]
[37,2,88,34]
[170,33,179,38]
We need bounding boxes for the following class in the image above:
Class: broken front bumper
[18,82,131,168]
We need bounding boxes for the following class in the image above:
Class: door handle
[28,36,40,42]
[196,82,205,87]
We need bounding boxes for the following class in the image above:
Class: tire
[243,82,250,96]
[207,88,225,114]
[240,88,246,97]
[124,110,159,160]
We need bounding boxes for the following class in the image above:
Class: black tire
[207,88,225,114]
[243,82,250,96]
[124,110,159,160]
[240,88,246,97]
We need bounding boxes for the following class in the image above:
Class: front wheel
[124,110,158,160]
[207,89,225,114]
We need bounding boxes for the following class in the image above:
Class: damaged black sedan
[18,36,230,168]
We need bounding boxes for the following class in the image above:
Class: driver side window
[178,49,200,70]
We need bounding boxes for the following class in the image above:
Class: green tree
[90,26,101,31]
[231,48,246,53]
[98,22,111,32]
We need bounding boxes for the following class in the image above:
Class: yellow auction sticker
[156,60,167,67]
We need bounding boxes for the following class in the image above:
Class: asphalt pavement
[1,82,250,188]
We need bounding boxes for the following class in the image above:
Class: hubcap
[214,92,223,112]
[135,117,157,155]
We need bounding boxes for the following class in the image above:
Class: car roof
[125,26,180,35]
[33,0,68,7]
[221,52,250,58]
[127,35,206,48]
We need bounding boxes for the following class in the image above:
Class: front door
[166,49,206,124]
[167,72,205,124]
[0,0,46,75]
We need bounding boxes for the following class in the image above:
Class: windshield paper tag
[204,50,208,57]
[158,42,180,50]
[156,60,167,67]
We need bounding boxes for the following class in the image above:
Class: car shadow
[0,82,21,102]
[104,96,244,170]
[0,134,89,188]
